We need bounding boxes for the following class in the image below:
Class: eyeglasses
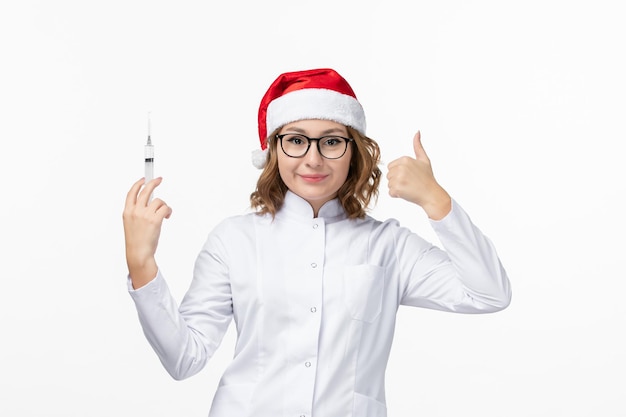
[276,133,354,159]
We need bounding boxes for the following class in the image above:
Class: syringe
[144,112,154,200]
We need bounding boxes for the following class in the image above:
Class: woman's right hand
[122,177,172,289]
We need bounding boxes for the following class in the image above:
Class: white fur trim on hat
[266,88,366,138]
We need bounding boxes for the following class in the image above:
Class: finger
[146,197,171,215]
[138,177,163,207]
[147,198,173,221]
[388,185,400,199]
[146,196,164,211]
[413,131,428,160]
[156,203,173,220]
[386,155,410,170]
[386,158,399,170]
[125,177,146,209]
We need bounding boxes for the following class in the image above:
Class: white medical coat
[128,191,511,417]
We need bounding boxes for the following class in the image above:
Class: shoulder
[359,214,433,251]
[349,214,409,243]
[200,212,264,247]
[360,214,402,232]
[341,215,433,264]
[210,212,265,234]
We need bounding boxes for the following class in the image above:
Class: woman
[123,68,511,417]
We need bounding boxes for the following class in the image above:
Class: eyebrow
[283,126,348,135]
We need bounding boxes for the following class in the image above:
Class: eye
[285,134,307,145]
[321,137,345,147]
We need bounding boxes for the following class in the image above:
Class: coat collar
[277,191,347,223]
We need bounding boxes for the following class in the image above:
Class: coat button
[311,262,317,268]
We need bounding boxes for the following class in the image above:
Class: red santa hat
[252,68,366,168]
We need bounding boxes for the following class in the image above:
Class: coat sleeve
[397,199,512,313]
[128,228,233,380]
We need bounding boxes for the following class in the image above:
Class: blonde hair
[250,126,382,219]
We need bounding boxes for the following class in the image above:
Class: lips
[299,174,328,183]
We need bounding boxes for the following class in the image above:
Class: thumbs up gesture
[386,131,452,220]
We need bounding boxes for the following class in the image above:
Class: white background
[1,1,624,416]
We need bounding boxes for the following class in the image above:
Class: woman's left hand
[386,131,452,220]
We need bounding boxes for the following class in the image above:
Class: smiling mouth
[300,174,328,183]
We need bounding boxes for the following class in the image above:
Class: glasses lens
[318,136,348,159]
[280,134,310,157]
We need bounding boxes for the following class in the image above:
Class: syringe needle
[144,112,154,200]
[147,111,152,145]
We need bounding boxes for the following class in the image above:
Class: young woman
[123,68,511,417]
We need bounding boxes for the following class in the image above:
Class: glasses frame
[276,133,354,159]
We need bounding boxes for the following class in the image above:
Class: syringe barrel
[144,144,154,183]
[144,161,154,181]
[144,144,154,159]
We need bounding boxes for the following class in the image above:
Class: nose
[304,140,324,166]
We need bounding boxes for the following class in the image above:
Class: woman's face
[276,119,352,215]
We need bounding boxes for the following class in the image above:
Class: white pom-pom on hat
[251,68,366,169]
[251,148,268,169]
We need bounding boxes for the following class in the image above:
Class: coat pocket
[343,265,385,323]
[353,392,387,417]
[208,383,254,417]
